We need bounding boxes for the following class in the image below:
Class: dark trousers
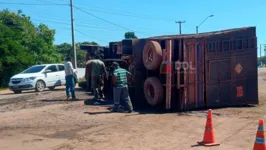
[91,75,104,100]
[113,85,133,111]
[93,87,104,100]
[65,75,76,99]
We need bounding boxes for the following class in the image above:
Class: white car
[8,64,66,94]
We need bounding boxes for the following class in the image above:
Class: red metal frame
[165,40,172,109]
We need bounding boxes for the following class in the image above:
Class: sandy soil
[1,73,266,150]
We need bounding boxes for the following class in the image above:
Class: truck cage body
[83,27,258,111]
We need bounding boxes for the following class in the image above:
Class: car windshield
[22,65,46,74]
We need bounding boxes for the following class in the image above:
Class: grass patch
[78,78,87,89]
[0,87,8,90]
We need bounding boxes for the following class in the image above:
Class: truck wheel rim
[148,49,153,62]
[147,84,155,98]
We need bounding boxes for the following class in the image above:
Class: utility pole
[70,0,77,69]
[175,21,185,35]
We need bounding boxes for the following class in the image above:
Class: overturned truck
[94,27,259,111]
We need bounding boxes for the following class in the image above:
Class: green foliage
[0,10,61,87]
[258,56,266,66]
[55,42,98,68]
[124,32,138,39]
[0,9,98,87]
[78,79,87,89]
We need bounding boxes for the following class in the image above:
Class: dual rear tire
[142,41,163,70]
[142,41,164,106]
[144,77,164,106]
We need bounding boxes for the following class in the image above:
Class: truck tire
[144,77,164,106]
[142,41,162,70]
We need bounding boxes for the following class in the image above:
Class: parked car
[8,64,66,94]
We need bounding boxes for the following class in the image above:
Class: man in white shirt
[64,57,76,100]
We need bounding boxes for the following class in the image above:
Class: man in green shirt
[111,62,133,113]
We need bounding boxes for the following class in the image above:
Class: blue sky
[1,0,266,55]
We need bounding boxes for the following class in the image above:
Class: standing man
[64,57,76,100]
[111,62,133,113]
[86,56,107,101]
[85,57,92,92]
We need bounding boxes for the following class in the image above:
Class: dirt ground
[1,72,266,150]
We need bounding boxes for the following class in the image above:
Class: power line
[34,0,175,22]
[31,18,142,32]
[36,0,55,4]
[4,1,150,35]
[30,12,152,33]
[74,5,175,22]
[35,0,65,5]
[1,2,111,44]
[31,13,169,34]
[31,18,173,37]
[2,1,175,35]
[75,29,109,43]
[32,14,71,22]
[74,6,148,36]
[0,2,67,6]
[2,1,166,36]
[49,26,109,43]
[1,1,177,23]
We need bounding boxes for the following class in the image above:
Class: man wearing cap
[111,62,133,113]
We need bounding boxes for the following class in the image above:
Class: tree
[55,41,98,68]
[55,43,72,58]
[0,10,61,87]
[30,24,61,64]
[124,32,138,39]
[258,56,266,66]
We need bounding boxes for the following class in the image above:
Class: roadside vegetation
[0,9,97,87]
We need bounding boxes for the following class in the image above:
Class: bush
[78,78,87,89]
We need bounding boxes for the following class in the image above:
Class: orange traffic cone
[198,109,220,146]
[253,120,266,150]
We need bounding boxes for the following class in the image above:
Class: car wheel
[13,90,22,94]
[48,86,55,90]
[35,80,45,92]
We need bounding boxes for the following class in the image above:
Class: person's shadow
[83,111,112,115]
